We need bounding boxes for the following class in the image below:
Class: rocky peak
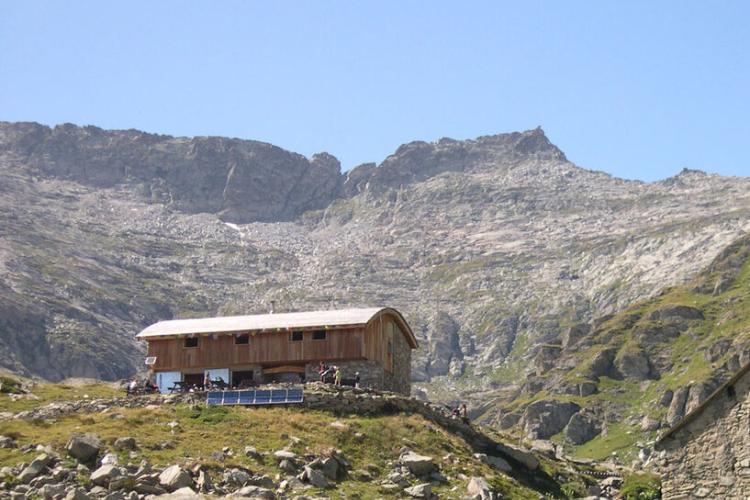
[0,121,343,224]
[342,127,567,196]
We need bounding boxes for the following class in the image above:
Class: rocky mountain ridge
[1,121,749,401]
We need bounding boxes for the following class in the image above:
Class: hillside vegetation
[485,233,750,463]
[0,379,610,498]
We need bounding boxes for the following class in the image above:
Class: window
[234,334,249,345]
[289,331,303,342]
[312,330,327,341]
[184,337,199,348]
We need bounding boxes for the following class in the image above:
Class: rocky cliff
[481,233,750,463]
[1,121,749,397]
[0,122,342,223]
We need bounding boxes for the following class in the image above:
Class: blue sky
[1,1,748,181]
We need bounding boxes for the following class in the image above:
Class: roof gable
[136,307,418,348]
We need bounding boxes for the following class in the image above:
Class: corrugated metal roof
[136,307,387,339]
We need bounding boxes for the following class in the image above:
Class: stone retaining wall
[653,369,750,499]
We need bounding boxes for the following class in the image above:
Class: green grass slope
[490,233,750,462]
[0,379,601,498]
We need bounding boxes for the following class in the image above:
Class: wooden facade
[137,308,416,388]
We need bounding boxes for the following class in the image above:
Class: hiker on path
[334,367,342,387]
[459,403,470,424]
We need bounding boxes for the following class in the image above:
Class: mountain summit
[1,121,749,392]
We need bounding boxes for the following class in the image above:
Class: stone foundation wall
[387,324,412,395]
[654,370,750,499]
[300,331,413,396]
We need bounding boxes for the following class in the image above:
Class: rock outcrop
[2,120,750,391]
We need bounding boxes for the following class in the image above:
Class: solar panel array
[207,388,304,406]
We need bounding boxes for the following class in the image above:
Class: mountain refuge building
[136,307,417,395]
[653,362,750,499]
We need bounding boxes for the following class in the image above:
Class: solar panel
[287,389,304,403]
[238,391,254,404]
[254,390,271,404]
[222,391,240,404]
[270,390,288,404]
[206,388,304,406]
[206,391,223,405]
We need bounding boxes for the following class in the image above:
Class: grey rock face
[0,122,342,225]
[466,476,495,500]
[158,465,193,492]
[66,434,101,463]
[666,386,690,426]
[404,482,432,498]
[615,349,654,381]
[495,442,539,471]
[586,348,619,380]
[113,437,136,451]
[521,400,581,439]
[564,412,602,445]
[399,451,437,476]
[18,453,53,483]
[2,121,750,389]
[90,465,123,487]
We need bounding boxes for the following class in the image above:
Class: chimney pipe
[269,300,276,314]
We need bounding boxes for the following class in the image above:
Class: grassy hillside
[488,233,750,462]
[0,379,602,498]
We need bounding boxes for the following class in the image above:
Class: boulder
[399,451,436,476]
[224,468,250,486]
[232,485,276,499]
[615,349,654,380]
[310,457,340,481]
[648,305,704,321]
[300,465,329,488]
[474,453,511,472]
[0,436,15,449]
[530,440,557,457]
[498,412,521,429]
[247,474,275,489]
[39,483,66,499]
[66,434,101,463]
[686,382,713,413]
[278,459,297,474]
[641,416,661,432]
[564,412,602,445]
[466,476,494,500]
[272,450,296,461]
[64,488,91,500]
[18,453,53,483]
[585,348,619,380]
[405,482,432,498]
[495,443,539,471]
[195,469,213,493]
[113,437,137,451]
[159,465,193,492]
[659,389,674,407]
[90,465,123,487]
[521,400,580,439]
[666,386,690,426]
[562,323,591,349]
[244,446,262,460]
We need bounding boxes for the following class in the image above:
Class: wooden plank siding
[145,311,411,373]
[147,326,366,372]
